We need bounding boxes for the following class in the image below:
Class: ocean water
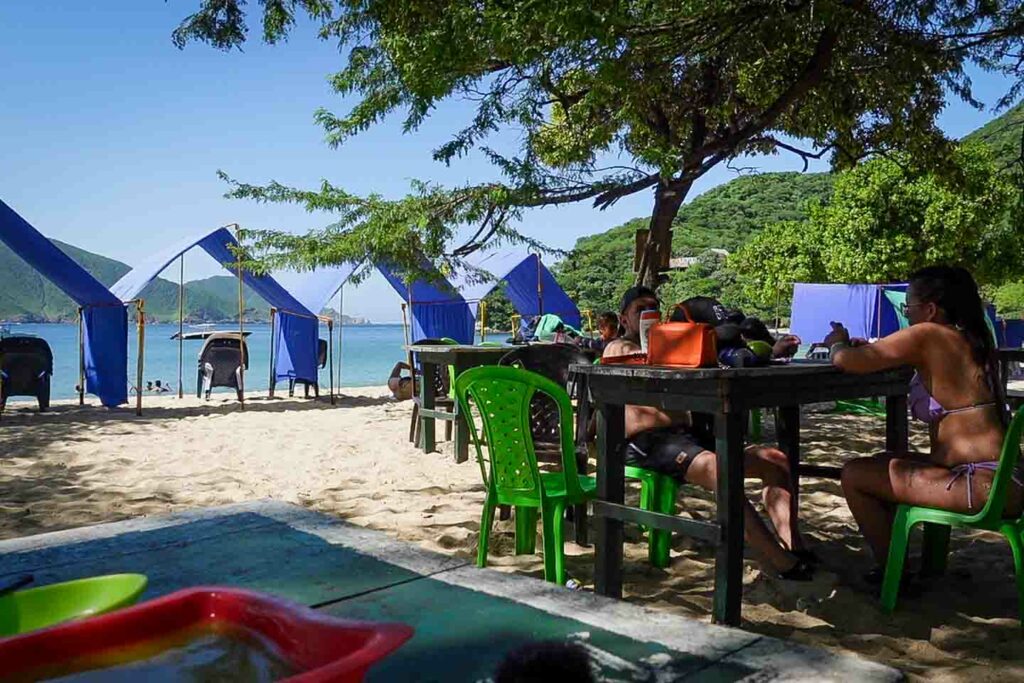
[1,322,418,401]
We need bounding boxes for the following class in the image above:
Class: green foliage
[810,143,1018,285]
[730,221,825,311]
[993,281,1024,318]
[964,101,1024,175]
[173,1,1024,283]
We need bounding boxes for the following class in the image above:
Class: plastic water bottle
[639,309,660,354]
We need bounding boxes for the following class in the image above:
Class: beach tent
[790,283,909,343]
[0,200,128,408]
[791,282,999,343]
[453,251,582,330]
[112,226,322,399]
[277,260,476,345]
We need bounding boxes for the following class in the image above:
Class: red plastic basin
[0,586,413,682]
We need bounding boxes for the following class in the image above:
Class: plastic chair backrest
[972,405,1024,526]
[454,366,585,505]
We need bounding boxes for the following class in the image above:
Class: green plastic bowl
[0,573,148,637]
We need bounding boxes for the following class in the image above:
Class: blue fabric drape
[0,199,127,406]
[273,311,319,383]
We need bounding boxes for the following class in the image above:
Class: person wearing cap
[602,286,815,580]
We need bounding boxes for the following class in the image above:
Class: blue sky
[0,2,1018,322]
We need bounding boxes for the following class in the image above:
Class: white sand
[1,390,1021,680]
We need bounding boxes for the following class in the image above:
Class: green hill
[963,101,1024,173]
[0,239,270,323]
[553,172,834,314]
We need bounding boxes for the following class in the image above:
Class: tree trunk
[636,181,689,290]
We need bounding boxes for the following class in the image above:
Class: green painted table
[0,501,900,682]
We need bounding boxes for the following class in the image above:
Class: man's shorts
[623,426,715,482]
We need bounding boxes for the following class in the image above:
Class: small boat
[170,330,252,341]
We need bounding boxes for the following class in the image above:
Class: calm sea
[1,322,423,401]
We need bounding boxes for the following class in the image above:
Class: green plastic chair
[624,466,679,568]
[454,365,597,584]
[881,406,1024,624]
[0,573,148,637]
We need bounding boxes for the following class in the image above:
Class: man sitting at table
[603,286,815,580]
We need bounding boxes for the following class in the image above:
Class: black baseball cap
[619,286,659,313]
[670,296,737,326]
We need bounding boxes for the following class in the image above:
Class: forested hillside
[0,239,270,323]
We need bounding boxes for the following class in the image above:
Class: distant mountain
[0,239,273,323]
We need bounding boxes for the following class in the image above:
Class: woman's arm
[831,325,924,374]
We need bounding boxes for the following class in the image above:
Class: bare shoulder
[603,337,640,359]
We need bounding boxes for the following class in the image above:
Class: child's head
[596,312,618,340]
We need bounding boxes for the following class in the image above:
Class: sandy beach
[1,389,1022,680]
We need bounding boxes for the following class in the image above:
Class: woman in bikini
[824,266,1022,579]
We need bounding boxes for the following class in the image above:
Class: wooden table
[406,344,510,462]
[570,360,912,626]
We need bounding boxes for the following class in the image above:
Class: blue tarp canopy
[790,282,998,344]
[112,226,321,386]
[454,251,582,329]
[0,199,128,406]
[377,261,476,344]
[790,283,911,343]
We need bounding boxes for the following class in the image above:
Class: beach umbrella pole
[328,318,335,405]
[336,286,343,390]
[177,254,184,399]
[135,300,145,416]
[268,308,276,398]
[234,224,245,410]
[77,306,84,406]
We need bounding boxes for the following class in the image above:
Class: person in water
[604,286,814,579]
[828,266,1022,578]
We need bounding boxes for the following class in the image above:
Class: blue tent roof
[112,226,321,385]
[454,251,581,328]
[0,199,127,407]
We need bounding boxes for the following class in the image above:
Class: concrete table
[406,344,510,462]
[0,501,901,681]
[570,360,912,627]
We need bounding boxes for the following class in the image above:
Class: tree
[993,281,1024,317]
[812,143,1018,285]
[731,220,825,313]
[175,1,1024,289]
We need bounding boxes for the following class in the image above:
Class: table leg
[886,393,909,454]
[595,402,625,598]
[573,373,592,546]
[420,361,437,453]
[777,405,801,512]
[453,358,470,463]
[713,409,745,626]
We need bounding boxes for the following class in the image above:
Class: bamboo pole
[401,302,416,395]
[177,254,184,399]
[328,319,335,405]
[235,225,245,410]
[268,308,276,398]
[336,286,343,390]
[479,299,487,343]
[135,300,145,416]
[535,252,543,318]
[77,306,84,405]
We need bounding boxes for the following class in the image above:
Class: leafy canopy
[175,1,1024,286]
[734,142,1020,307]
